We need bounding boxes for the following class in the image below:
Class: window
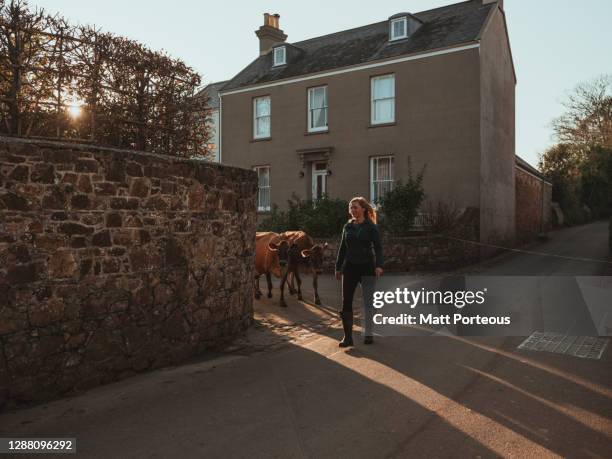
[370,156,394,205]
[253,96,271,139]
[254,166,271,211]
[307,86,328,132]
[207,110,220,162]
[273,46,286,66]
[371,74,395,124]
[390,17,407,41]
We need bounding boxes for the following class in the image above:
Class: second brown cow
[279,231,328,307]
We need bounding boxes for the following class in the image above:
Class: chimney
[255,13,287,56]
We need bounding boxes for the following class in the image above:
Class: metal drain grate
[518,332,609,360]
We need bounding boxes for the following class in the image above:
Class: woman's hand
[335,271,342,281]
[375,267,384,278]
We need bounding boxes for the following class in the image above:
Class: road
[0,222,611,458]
[471,220,611,276]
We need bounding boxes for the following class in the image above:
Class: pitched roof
[196,80,229,109]
[515,155,549,182]
[222,0,495,92]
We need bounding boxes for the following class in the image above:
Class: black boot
[339,310,354,347]
[364,336,374,345]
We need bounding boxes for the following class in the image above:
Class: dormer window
[390,17,408,41]
[273,46,286,66]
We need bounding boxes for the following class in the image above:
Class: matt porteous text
[371,287,511,326]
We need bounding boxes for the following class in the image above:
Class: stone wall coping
[0,135,255,175]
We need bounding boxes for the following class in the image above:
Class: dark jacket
[335,218,384,271]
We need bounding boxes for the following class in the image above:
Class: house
[195,80,227,162]
[218,0,516,245]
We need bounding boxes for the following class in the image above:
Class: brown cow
[254,232,290,300]
[279,231,328,306]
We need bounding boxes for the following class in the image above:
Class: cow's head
[268,239,290,277]
[301,242,328,274]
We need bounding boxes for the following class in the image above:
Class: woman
[335,196,384,347]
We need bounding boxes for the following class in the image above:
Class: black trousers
[341,261,375,313]
[342,261,376,336]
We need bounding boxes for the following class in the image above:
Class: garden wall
[316,208,481,272]
[317,235,481,272]
[0,137,257,408]
[515,166,552,242]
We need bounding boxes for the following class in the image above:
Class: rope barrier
[441,235,612,266]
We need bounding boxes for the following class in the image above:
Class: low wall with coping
[317,234,481,273]
[316,208,481,272]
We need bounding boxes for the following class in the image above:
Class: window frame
[389,17,408,41]
[370,155,395,206]
[307,85,328,133]
[273,46,286,66]
[253,165,271,212]
[252,95,271,139]
[370,74,395,125]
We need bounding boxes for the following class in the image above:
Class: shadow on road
[249,242,612,457]
[2,222,610,457]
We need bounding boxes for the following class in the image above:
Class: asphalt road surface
[472,220,611,276]
[1,222,610,458]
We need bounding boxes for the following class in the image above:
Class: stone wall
[515,166,552,242]
[317,235,481,273]
[0,137,257,408]
[316,208,481,272]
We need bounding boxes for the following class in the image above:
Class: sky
[33,0,612,168]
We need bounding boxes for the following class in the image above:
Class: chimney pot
[256,12,287,56]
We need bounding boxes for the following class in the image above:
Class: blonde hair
[348,196,377,224]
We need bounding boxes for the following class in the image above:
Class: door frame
[311,161,328,200]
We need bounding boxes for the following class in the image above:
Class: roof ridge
[205,80,230,87]
[415,0,476,17]
[288,0,477,48]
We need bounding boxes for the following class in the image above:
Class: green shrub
[564,205,592,226]
[257,204,292,233]
[378,166,426,236]
[257,194,348,237]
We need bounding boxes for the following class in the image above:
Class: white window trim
[390,17,408,41]
[307,86,328,133]
[370,74,395,125]
[253,96,271,139]
[254,165,271,212]
[370,155,395,206]
[273,46,286,66]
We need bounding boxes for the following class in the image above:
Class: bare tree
[0,0,211,157]
[552,74,612,150]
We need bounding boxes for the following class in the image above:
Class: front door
[311,161,327,200]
